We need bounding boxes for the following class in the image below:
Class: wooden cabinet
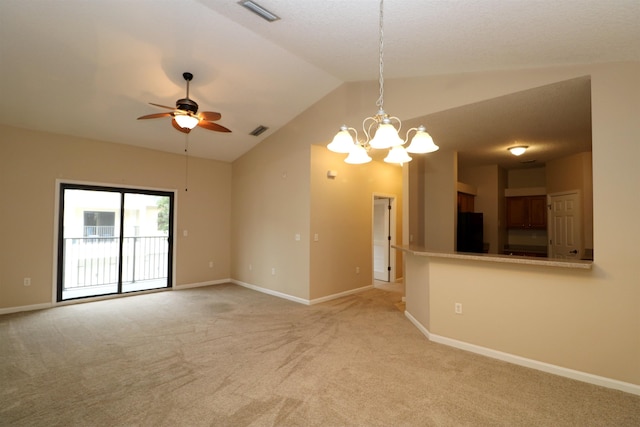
[457,192,475,213]
[506,196,547,229]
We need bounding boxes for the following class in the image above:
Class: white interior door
[373,197,391,281]
[548,191,582,259]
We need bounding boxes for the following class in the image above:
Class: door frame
[547,190,582,259]
[52,179,178,304]
[372,193,397,282]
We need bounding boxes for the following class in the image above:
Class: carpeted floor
[1,283,639,426]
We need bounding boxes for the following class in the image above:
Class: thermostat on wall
[327,170,338,178]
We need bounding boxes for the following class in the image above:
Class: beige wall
[508,167,546,188]
[430,150,458,252]
[231,83,404,302]
[0,125,231,309]
[230,121,312,300]
[310,145,403,300]
[402,62,640,386]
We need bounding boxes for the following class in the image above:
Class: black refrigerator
[457,212,484,253]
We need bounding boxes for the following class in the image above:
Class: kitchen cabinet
[506,196,547,229]
[457,192,475,213]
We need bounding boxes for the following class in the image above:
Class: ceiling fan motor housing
[176,98,198,113]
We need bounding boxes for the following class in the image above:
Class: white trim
[230,279,374,306]
[1,280,228,315]
[56,287,171,306]
[404,310,432,339]
[174,279,230,290]
[308,284,374,305]
[0,302,53,315]
[372,193,397,282]
[405,310,640,396]
[231,279,310,305]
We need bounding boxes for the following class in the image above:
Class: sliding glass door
[57,184,174,301]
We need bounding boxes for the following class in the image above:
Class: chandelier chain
[376,0,385,111]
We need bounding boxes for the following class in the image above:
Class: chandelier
[327,0,439,165]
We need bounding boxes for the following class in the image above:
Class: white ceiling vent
[238,1,280,22]
[250,125,269,136]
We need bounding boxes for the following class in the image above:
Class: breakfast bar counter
[393,245,593,270]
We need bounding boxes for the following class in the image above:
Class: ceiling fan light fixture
[508,145,528,156]
[175,114,199,130]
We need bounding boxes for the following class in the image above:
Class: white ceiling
[1,0,638,164]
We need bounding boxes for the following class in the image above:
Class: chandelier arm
[346,126,360,145]
[362,116,377,143]
[404,127,418,144]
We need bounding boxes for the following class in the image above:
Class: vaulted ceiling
[1,1,638,164]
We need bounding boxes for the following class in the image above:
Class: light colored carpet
[1,283,639,426]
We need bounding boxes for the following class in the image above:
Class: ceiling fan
[137,72,231,134]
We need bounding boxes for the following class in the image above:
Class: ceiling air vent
[238,1,280,22]
[250,125,269,136]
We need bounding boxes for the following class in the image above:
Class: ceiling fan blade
[149,102,176,110]
[198,121,231,133]
[172,119,191,134]
[199,111,222,121]
[137,112,173,120]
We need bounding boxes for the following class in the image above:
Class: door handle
[569,249,578,254]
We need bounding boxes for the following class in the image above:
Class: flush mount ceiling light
[238,1,280,22]
[508,145,529,156]
[327,0,439,165]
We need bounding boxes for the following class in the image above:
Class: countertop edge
[393,245,593,270]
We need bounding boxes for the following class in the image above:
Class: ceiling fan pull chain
[184,133,189,192]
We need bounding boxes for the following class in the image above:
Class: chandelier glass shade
[327,0,438,165]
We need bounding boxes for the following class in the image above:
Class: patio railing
[62,236,168,289]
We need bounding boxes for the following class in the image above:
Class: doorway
[57,183,174,301]
[373,195,396,282]
[548,191,582,259]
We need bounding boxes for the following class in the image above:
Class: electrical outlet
[355,267,360,274]
[209,261,214,268]
[23,277,31,287]
[249,264,253,271]
[271,267,276,275]
[454,303,463,314]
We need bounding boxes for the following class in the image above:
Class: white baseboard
[0,302,53,315]
[308,284,374,305]
[230,279,374,306]
[0,281,229,315]
[231,279,310,305]
[174,279,230,290]
[405,310,640,397]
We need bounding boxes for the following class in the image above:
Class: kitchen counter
[394,245,592,270]
[503,245,547,257]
